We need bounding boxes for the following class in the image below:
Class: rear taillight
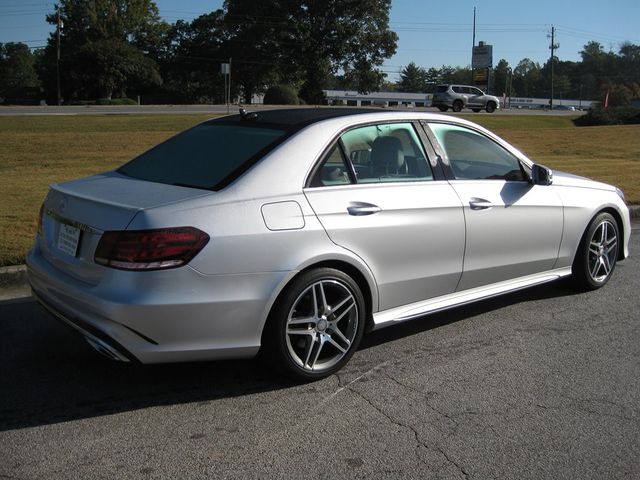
[94,227,210,271]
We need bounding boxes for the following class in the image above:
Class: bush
[95,98,138,106]
[263,85,300,105]
[574,106,640,126]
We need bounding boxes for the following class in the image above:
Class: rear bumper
[27,244,290,364]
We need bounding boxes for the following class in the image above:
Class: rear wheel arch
[261,259,376,345]
[260,262,372,379]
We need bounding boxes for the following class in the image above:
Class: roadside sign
[472,44,493,69]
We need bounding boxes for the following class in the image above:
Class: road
[0,104,583,116]
[1,233,638,479]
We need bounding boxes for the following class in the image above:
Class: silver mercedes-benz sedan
[27,108,630,380]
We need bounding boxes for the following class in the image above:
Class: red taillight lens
[94,227,210,271]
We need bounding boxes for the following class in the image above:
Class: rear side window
[118,124,286,190]
[340,123,433,183]
[435,85,448,93]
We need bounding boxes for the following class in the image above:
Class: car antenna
[239,108,258,121]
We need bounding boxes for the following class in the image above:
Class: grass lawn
[1,113,638,266]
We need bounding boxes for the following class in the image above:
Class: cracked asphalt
[1,231,638,479]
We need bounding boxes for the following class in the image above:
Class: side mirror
[531,163,553,186]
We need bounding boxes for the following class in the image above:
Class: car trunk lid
[39,171,212,284]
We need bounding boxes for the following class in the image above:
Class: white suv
[432,84,500,113]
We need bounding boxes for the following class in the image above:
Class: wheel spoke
[317,282,329,314]
[590,258,600,278]
[287,327,314,336]
[606,237,617,254]
[601,255,611,275]
[600,222,607,244]
[311,285,319,317]
[333,294,353,313]
[327,336,347,354]
[330,326,351,347]
[308,335,326,369]
[288,316,316,326]
[302,332,318,367]
[589,241,600,255]
[332,298,355,324]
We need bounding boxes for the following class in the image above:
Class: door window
[428,123,525,181]
[309,144,352,187]
[340,123,433,183]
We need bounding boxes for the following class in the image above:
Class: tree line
[0,0,397,105]
[397,41,640,106]
[1,0,638,106]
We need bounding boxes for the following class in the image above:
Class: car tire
[452,100,463,112]
[264,268,366,380]
[437,106,448,112]
[472,108,481,113]
[486,102,496,113]
[571,212,619,290]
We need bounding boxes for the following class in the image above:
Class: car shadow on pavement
[360,280,578,350]
[0,280,578,432]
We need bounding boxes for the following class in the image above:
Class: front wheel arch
[571,211,620,290]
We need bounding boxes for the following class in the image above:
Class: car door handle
[469,197,493,210]
[347,202,382,216]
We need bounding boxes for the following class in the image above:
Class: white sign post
[221,61,231,113]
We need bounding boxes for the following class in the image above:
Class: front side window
[428,123,525,181]
[340,123,433,183]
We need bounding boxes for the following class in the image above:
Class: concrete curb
[0,264,27,289]
[1,206,639,294]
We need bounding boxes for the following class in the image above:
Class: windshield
[118,123,287,190]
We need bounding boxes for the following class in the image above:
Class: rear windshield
[118,123,287,190]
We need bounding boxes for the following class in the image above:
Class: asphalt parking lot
[1,231,638,480]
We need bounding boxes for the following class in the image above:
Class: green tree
[222,0,294,103]
[424,67,441,91]
[289,0,397,103]
[493,59,510,96]
[42,0,167,100]
[157,12,227,103]
[0,42,41,99]
[398,62,427,92]
[513,58,542,97]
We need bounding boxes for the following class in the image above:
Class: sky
[1,0,639,81]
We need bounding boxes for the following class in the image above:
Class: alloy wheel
[587,219,618,283]
[285,279,359,373]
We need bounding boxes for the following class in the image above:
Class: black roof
[212,107,382,128]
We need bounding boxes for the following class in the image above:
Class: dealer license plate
[57,223,81,257]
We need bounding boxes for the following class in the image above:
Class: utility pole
[56,7,62,106]
[471,6,476,84]
[548,25,559,110]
